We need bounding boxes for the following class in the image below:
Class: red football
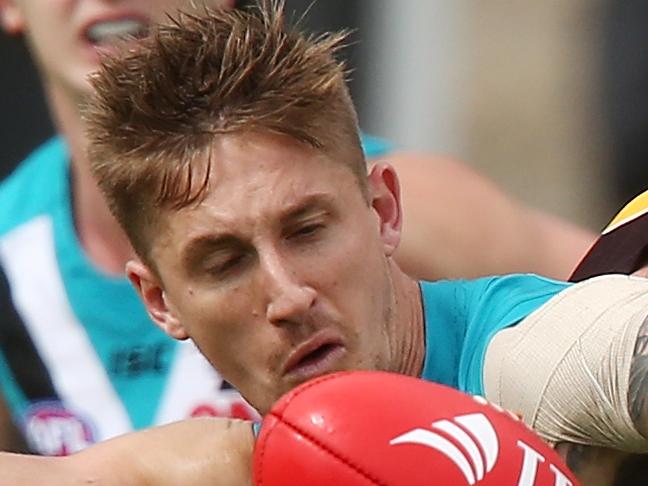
[253,371,579,486]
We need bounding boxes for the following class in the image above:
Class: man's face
[131,132,404,414]
[0,0,235,97]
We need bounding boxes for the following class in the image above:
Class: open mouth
[84,19,148,46]
[284,341,345,380]
[295,343,339,368]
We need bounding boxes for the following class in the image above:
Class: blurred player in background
[0,0,259,455]
[0,0,593,455]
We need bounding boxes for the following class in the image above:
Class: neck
[46,82,135,275]
[388,260,426,378]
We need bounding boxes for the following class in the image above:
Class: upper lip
[281,330,344,376]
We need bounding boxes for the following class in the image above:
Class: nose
[261,250,317,325]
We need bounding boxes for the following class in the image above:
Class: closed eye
[288,223,324,241]
[207,254,247,277]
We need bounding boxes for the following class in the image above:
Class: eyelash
[289,223,324,240]
[208,254,245,276]
[203,223,326,277]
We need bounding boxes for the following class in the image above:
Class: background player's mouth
[85,19,148,46]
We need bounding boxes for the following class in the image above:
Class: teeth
[86,19,147,45]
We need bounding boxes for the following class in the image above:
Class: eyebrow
[279,193,337,225]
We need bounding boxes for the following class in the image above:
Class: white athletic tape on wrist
[484,274,648,452]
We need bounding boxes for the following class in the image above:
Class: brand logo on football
[390,412,498,484]
[389,413,573,486]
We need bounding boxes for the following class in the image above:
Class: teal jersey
[419,274,571,395]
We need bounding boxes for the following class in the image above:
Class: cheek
[319,221,389,322]
[184,292,243,351]
[341,215,385,280]
[25,15,76,68]
[179,285,266,373]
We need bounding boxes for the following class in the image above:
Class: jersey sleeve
[457,274,570,396]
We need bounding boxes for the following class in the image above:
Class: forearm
[70,417,255,486]
[485,276,648,484]
[485,274,648,451]
[135,418,255,486]
[0,453,80,485]
[0,418,254,485]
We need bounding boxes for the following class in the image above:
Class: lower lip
[284,344,346,382]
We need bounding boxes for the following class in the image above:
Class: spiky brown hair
[84,0,365,264]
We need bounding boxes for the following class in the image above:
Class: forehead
[210,130,355,196]
[155,132,362,243]
[214,132,329,188]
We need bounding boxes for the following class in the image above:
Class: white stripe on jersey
[153,339,227,423]
[0,216,131,441]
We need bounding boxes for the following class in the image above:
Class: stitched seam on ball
[256,374,350,486]
[255,415,280,486]
[277,414,389,486]
[279,373,345,410]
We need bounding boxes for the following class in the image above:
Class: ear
[126,259,189,341]
[367,162,403,256]
[0,0,25,35]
